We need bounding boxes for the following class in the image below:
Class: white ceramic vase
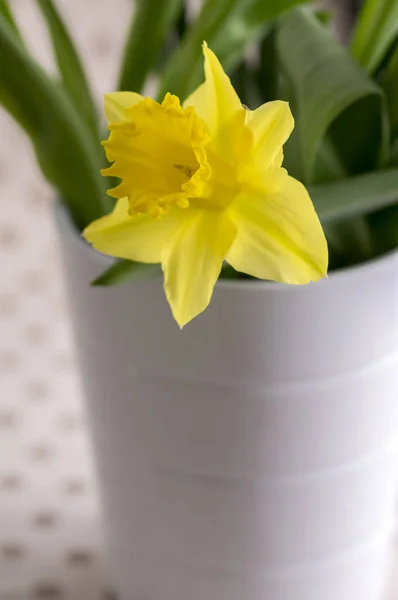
[57,207,398,600]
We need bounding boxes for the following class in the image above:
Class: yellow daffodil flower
[83,43,328,328]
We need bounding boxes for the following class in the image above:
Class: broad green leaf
[325,217,375,269]
[369,204,398,256]
[0,15,109,228]
[351,0,398,74]
[157,0,240,100]
[257,27,278,103]
[155,2,187,73]
[92,260,160,286]
[218,264,247,280]
[312,136,348,183]
[0,0,23,41]
[154,2,188,75]
[309,167,398,222]
[208,0,312,74]
[230,61,263,110]
[118,0,183,94]
[315,10,332,25]
[176,1,187,40]
[35,0,99,139]
[277,8,389,183]
[392,138,398,164]
[382,42,398,138]
[313,167,398,267]
[158,0,310,101]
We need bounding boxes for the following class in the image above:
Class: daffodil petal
[162,209,236,327]
[83,197,181,263]
[227,176,328,284]
[183,43,243,137]
[183,82,206,115]
[104,92,144,124]
[244,100,294,170]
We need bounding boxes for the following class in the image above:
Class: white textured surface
[0,1,396,598]
[0,1,132,597]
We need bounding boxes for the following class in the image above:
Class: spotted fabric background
[0,1,396,598]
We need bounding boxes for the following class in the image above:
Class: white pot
[57,206,398,600]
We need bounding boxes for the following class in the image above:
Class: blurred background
[0,2,133,598]
[0,0,397,599]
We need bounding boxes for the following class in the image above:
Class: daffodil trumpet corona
[83,43,328,328]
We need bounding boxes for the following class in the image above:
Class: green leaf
[0,15,109,228]
[315,10,332,25]
[176,1,187,40]
[208,0,312,73]
[230,61,263,110]
[213,0,310,76]
[351,0,398,74]
[118,0,183,94]
[368,204,398,255]
[154,6,189,75]
[309,167,398,222]
[324,217,375,268]
[155,3,188,73]
[35,0,99,139]
[158,0,310,101]
[157,0,239,100]
[92,260,160,286]
[257,27,279,103]
[312,136,348,183]
[392,138,398,164]
[276,8,389,183]
[382,41,398,138]
[0,0,23,41]
[313,167,398,266]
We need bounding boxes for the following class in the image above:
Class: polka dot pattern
[0,1,397,600]
[0,0,133,598]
